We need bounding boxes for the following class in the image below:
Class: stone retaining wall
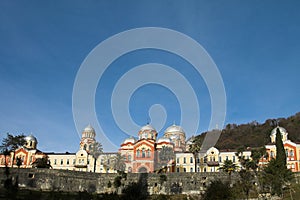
[0,167,262,195]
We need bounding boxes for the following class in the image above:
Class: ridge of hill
[196,112,300,150]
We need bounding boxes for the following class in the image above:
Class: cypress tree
[275,128,286,167]
[262,127,292,196]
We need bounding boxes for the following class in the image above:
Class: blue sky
[0,1,300,152]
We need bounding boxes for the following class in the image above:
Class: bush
[159,174,167,184]
[113,176,122,188]
[202,180,234,200]
[107,181,112,188]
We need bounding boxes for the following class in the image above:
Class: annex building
[1,124,300,173]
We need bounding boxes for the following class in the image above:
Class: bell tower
[79,124,96,152]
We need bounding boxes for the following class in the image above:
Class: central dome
[165,124,185,134]
[164,124,186,152]
[138,124,157,140]
[140,124,156,132]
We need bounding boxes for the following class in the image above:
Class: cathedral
[119,123,188,173]
[1,124,300,173]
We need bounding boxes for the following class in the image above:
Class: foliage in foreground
[260,128,293,196]
[202,179,234,200]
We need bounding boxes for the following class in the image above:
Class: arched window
[147,149,151,157]
[142,148,146,158]
[137,150,140,158]
[142,133,147,139]
[128,155,132,161]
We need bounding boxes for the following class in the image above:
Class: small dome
[140,124,156,132]
[82,124,96,139]
[157,137,172,144]
[24,134,37,143]
[123,137,136,144]
[24,134,38,149]
[84,124,95,133]
[271,126,287,135]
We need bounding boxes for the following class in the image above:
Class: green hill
[195,112,300,150]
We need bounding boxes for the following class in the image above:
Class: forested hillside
[196,112,300,150]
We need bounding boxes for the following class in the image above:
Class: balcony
[74,163,87,168]
[206,161,219,166]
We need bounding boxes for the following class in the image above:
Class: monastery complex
[1,124,299,173]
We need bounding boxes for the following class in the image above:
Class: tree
[275,128,286,167]
[121,173,148,200]
[249,147,268,171]
[113,153,126,172]
[16,157,22,168]
[202,179,234,200]
[1,133,25,167]
[238,169,254,200]
[89,142,103,172]
[261,159,292,196]
[189,136,202,172]
[113,175,122,188]
[219,159,238,183]
[261,128,293,196]
[101,154,115,173]
[219,159,238,175]
[32,157,52,168]
[236,147,267,197]
[158,146,174,171]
